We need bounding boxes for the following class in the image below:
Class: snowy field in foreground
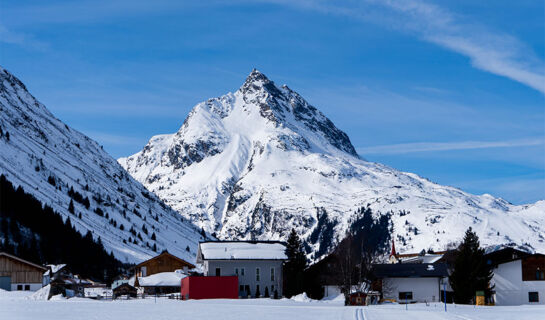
[2,290,544,320]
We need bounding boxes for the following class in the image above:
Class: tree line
[0,174,126,283]
[283,205,495,305]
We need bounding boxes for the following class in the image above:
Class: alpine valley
[0,66,201,264]
[119,69,545,261]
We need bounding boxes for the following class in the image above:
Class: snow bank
[290,292,314,303]
[27,285,50,300]
[321,294,344,302]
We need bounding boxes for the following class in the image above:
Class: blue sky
[1,0,544,204]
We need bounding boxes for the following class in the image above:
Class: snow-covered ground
[2,289,543,320]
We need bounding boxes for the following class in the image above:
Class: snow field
[2,289,544,320]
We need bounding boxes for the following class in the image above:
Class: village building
[196,241,287,298]
[42,264,67,286]
[373,263,449,303]
[136,271,187,295]
[485,247,545,305]
[43,264,95,298]
[113,283,137,299]
[130,251,195,295]
[0,252,47,291]
[133,250,195,281]
[181,276,239,300]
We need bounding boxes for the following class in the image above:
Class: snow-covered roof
[399,254,443,264]
[138,272,186,287]
[45,264,67,275]
[198,241,287,261]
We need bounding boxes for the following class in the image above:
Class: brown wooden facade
[133,251,194,286]
[522,254,545,281]
[0,252,47,284]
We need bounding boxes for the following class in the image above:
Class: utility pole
[443,281,447,312]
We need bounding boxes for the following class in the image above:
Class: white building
[197,241,287,298]
[374,263,449,303]
[486,247,545,305]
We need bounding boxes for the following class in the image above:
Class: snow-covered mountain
[0,66,201,263]
[120,69,545,260]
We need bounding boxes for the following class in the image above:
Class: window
[256,268,260,281]
[529,292,539,303]
[215,268,221,276]
[241,268,245,276]
[24,285,30,291]
[141,266,147,277]
[271,285,275,292]
[399,292,413,300]
[270,268,275,281]
[239,285,244,292]
[235,268,239,276]
[536,270,545,280]
[17,285,22,291]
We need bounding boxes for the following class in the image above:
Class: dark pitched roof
[373,263,449,278]
[134,251,195,269]
[484,247,543,266]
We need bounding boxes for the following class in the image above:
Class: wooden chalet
[113,283,137,299]
[133,251,195,287]
[0,252,47,291]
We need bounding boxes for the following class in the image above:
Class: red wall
[181,276,238,300]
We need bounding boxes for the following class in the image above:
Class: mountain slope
[120,69,545,260]
[0,66,201,263]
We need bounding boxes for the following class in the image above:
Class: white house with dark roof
[197,241,287,298]
[373,263,450,303]
[485,247,545,305]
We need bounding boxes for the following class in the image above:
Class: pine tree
[68,199,75,214]
[264,286,270,298]
[284,228,307,297]
[449,227,494,304]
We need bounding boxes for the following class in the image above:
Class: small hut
[113,283,137,299]
[349,292,367,306]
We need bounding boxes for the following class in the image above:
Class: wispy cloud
[266,0,545,94]
[357,137,545,155]
[0,24,48,50]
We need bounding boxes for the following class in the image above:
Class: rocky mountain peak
[239,69,284,100]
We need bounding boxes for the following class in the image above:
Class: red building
[181,276,238,300]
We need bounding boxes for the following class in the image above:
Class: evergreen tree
[0,174,123,283]
[449,227,494,304]
[264,286,270,298]
[284,228,307,297]
[68,199,75,214]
